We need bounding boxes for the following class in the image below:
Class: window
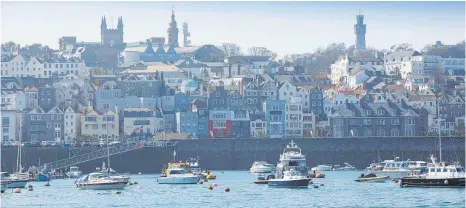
[220,99,224,104]
[213,121,226,128]
[92,124,98,129]
[102,124,107,129]
[405,118,414,125]
[54,123,61,128]
[364,110,371,115]
[47,123,51,128]
[364,129,372,137]
[377,129,385,137]
[2,117,9,126]
[31,115,35,120]
[391,129,399,137]
[85,116,97,122]
[54,131,61,139]
[364,119,371,125]
[252,123,255,127]
[377,110,384,115]
[391,119,399,125]
[378,119,385,125]
[2,127,9,134]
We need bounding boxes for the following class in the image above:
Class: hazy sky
[1,1,464,56]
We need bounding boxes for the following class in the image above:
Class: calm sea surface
[1,171,464,208]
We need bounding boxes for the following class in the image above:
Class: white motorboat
[76,172,127,190]
[364,157,410,179]
[311,165,332,172]
[268,169,311,188]
[157,168,200,184]
[275,140,308,178]
[250,161,275,174]
[66,166,82,179]
[337,163,357,171]
[100,168,130,183]
[0,173,11,192]
[4,172,29,189]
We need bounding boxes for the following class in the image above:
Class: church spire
[101,16,107,30]
[117,16,124,31]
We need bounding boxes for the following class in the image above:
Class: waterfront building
[123,108,163,137]
[175,57,210,79]
[119,63,186,89]
[383,50,422,77]
[25,106,64,142]
[174,92,190,112]
[190,99,209,138]
[208,86,228,111]
[208,110,233,138]
[64,106,80,143]
[1,110,19,143]
[176,100,209,138]
[264,100,285,139]
[250,113,266,138]
[38,85,57,112]
[243,82,262,113]
[226,90,244,110]
[278,81,297,102]
[328,99,428,138]
[285,97,303,138]
[1,90,26,110]
[231,110,250,138]
[302,112,316,138]
[119,74,165,97]
[81,108,119,140]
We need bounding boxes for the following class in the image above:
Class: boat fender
[14,188,21,193]
[444,180,449,185]
[199,181,204,184]
[208,185,213,190]
[313,185,319,188]
[225,188,230,192]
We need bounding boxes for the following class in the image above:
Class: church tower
[354,13,366,51]
[100,16,124,47]
[167,9,179,48]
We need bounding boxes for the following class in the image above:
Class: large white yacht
[275,140,308,178]
[311,165,332,172]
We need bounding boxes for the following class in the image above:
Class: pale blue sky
[1,1,464,56]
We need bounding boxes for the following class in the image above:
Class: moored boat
[0,173,11,192]
[275,140,308,178]
[355,173,389,183]
[157,168,200,184]
[250,161,275,174]
[364,157,410,179]
[35,173,51,182]
[311,165,332,172]
[268,169,311,188]
[400,156,465,188]
[76,172,127,190]
[4,172,29,188]
[66,166,82,179]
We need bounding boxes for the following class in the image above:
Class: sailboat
[399,100,465,187]
[9,116,30,188]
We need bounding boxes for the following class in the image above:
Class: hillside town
[1,11,465,147]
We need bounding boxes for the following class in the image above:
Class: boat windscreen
[289,161,300,166]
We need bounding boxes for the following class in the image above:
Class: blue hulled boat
[268,169,311,188]
[36,173,51,182]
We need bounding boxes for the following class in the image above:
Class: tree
[248,46,277,60]
[219,43,242,57]
[389,43,413,52]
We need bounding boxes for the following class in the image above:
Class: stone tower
[100,16,124,47]
[167,9,179,48]
[354,13,366,51]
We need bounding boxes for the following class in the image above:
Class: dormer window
[377,110,384,115]
[364,110,371,115]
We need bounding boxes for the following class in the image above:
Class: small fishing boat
[355,173,389,183]
[157,168,200,184]
[66,166,82,179]
[76,172,127,190]
[250,161,275,174]
[268,169,311,188]
[36,173,51,182]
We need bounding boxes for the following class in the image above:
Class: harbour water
[1,171,464,208]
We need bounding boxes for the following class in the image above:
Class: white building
[384,51,443,78]
[81,108,119,140]
[1,110,19,143]
[250,117,266,138]
[331,54,383,85]
[123,108,164,136]
[1,90,26,110]
[64,107,80,143]
[278,81,297,102]
[0,54,86,78]
[285,97,303,138]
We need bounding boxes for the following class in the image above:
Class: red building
[208,111,233,138]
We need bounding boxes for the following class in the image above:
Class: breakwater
[1,137,464,173]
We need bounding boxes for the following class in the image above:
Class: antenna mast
[183,22,191,47]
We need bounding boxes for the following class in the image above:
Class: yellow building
[81,108,119,140]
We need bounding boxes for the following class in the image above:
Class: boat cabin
[426,164,465,178]
[168,169,188,175]
[70,166,79,172]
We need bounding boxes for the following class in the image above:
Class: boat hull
[36,174,51,182]
[369,171,407,179]
[77,182,127,190]
[250,167,275,174]
[355,176,390,183]
[8,180,29,188]
[268,179,311,188]
[400,177,465,188]
[157,176,199,184]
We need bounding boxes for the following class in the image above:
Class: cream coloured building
[123,108,164,136]
[81,108,119,140]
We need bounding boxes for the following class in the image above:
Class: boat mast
[106,110,110,170]
[437,94,442,163]
[16,111,23,173]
